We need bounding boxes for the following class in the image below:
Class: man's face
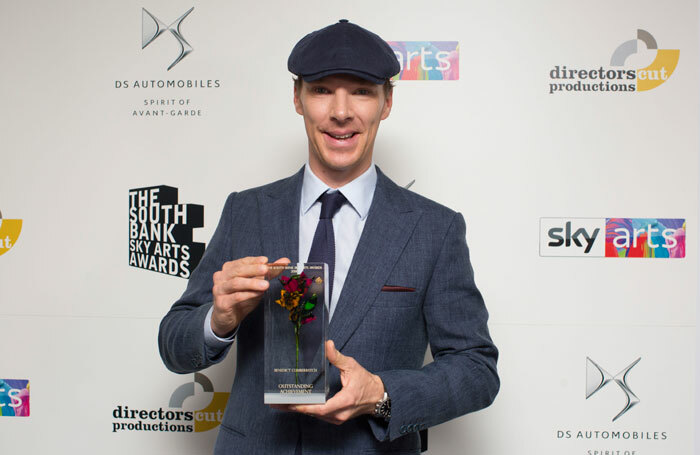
[294,74,392,185]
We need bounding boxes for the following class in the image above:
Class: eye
[355,88,371,95]
[311,86,330,94]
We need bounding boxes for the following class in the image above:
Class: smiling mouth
[326,132,357,140]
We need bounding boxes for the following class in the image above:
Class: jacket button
[400,425,407,434]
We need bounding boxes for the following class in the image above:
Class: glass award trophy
[264,263,329,404]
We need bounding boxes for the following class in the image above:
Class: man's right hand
[211,256,290,337]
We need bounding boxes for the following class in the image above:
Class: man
[159,19,498,454]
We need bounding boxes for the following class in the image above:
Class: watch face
[378,400,390,417]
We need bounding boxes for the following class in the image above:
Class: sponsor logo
[113,7,222,117]
[540,218,685,258]
[388,42,459,80]
[0,379,30,417]
[555,357,670,452]
[112,373,229,433]
[586,357,640,422]
[128,185,205,278]
[555,355,671,450]
[0,210,22,257]
[142,7,194,71]
[549,29,679,94]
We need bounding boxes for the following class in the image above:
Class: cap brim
[301,68,387,85]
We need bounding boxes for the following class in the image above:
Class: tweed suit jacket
[158,166,499,454]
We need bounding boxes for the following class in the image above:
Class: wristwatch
[373,391,391,421]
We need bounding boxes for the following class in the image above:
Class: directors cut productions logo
[112,373,229,433]
[128,185,205,278]
[388,42,459,80]
[0,379,30,417]
[549,29,679,94]
[540,218,685,258]
[0,209,22,257]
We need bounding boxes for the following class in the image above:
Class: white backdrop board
[0,0,697,453]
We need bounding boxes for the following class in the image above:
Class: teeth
[330,133,353,139]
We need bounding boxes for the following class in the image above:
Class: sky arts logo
[540,218,685,258]
[0,379,29,417]
[0,210,22,257]
[549,29,679,94]
[388,42,458,80]
[129,185,205,278]
[112,373,229,433]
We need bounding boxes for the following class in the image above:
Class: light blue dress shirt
[204,163,377,350]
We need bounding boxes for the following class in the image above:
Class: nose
[330,89,353,122]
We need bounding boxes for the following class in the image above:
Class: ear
[380,86,393,120]
[293,83,304,116]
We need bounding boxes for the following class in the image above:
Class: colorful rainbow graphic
[388,41,459,80]
[605,218,685,258]
[0,379,30,417]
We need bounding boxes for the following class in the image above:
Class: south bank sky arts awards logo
[0,210,22,257]
[128,185,205,278]
[0,379,29,417]
[540,218,685,258]
[549,29,679,94]
[112,373,229,433]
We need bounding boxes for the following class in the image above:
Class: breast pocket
[372,288,421,309]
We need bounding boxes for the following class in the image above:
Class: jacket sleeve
[158,192,238,374]
[372,212,499,441]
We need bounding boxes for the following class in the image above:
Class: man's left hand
[271,340,385,425]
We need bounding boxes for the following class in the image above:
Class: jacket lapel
[329,169,422,351]
[258,168,303,263]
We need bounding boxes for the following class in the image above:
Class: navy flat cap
[288,19,400,84]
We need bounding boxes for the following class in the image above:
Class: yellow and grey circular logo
[0,209,22,256]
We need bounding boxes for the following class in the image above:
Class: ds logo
[0,379,29,417]
[540,218,685,258]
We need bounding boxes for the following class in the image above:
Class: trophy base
[264,393,326,404]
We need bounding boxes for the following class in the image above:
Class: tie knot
[319,191,346,219]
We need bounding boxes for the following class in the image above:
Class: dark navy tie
[308,190,347,299]
[300,190,346,367]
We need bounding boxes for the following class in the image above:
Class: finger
[326,340,352,370]
[216,277,269,295]
[224,262,270,280]
[293,395,353,425]
[265,257,291,279]
[223,256,268,270]
[215,292,265,308]
[269,404,294,412]
[290,403,327,415]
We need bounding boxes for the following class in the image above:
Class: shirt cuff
[203,306,237,349]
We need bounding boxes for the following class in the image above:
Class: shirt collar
[300,163,377,220]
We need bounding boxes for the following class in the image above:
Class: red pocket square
[381,285,416,292]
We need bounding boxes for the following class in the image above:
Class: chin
[325,157,365,172]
